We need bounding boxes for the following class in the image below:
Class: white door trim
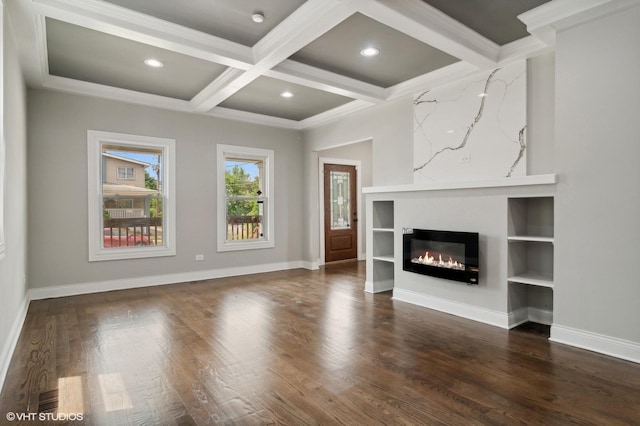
[319,157,363,265]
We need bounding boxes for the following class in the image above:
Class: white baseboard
[28,261,307,300]
[393,288,510,329]
[550,324,640,364]
[0,294,29,393]
[302,260,319,270]
[508,307,530,328]
[528,307,553,326]
[364,280,394,294]
[508,306,553,328]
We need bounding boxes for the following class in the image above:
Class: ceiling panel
[218,77,354,121]
[46,18,228,101]
[422,0,552,45]
[290,13,460,88]
[102,0,308,46]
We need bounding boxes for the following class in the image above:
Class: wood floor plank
[1,262,639,424]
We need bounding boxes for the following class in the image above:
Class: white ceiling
[6,0,630,130]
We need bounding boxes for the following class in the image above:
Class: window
[88,131,176,261]
[117,167,135,180]
[217,144,274,252]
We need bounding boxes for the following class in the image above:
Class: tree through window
[217,145,274,251]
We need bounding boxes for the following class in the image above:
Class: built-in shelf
[367,200,395,293]
[507,196,555,328]
[372,228,394,233]
[508,235,554,243]
[508,272,554,288]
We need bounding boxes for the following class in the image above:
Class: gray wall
[27,90,304,289]
[0,10,28,386]
[554,5,640,342]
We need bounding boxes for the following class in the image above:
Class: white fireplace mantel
[363,174,556,194]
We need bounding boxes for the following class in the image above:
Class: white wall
[553,5,640,346]
[27,90,305,291]
[0,8,28,390]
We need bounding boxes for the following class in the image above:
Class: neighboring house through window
[88,131,176,261]
[217,144,274,252]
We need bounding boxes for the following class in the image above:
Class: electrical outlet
[460,154,471,164]
[195,254,204,261]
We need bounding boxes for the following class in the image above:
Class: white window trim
[217,144,274,252]
[88,130,176,261]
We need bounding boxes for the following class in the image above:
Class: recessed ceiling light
[280,91,294,98]
[447,130,455,134]
[144,58,164,68]
[478,93,488,97]
[360,47,380,57]
[252,12,265,23]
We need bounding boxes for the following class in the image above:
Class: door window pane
[330,170,350,229]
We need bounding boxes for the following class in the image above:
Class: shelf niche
[507,196,554,328]
[368,200,395,293]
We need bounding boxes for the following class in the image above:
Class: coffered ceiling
[6,0,625,129]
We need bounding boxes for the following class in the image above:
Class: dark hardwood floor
[1,262,639,425]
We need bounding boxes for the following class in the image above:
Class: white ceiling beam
[31,0,254,69]
[191,0,358,112]
[266,60,387,104]
[360,0,499,69]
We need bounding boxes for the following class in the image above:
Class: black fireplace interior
[403,229,479,285]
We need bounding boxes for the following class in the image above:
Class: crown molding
[267,60,387,104]
[298,100,373,130]
[31,0,254,69]
[386,61,478,101]
[498,35,553,64]
[519,0,640,45]
[34,14,48,85]
[362,0,499,68]
[43,74,193,113]
[207,107,301,130]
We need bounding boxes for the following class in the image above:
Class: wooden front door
[324,164,357,262]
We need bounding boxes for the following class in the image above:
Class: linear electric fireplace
[403,229,479,285]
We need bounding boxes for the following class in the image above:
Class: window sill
[89,245,176,262]
[217,240,274,252]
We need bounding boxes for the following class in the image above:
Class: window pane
[102,145,163,249]
[225,157,264,242]
[330,170,350,229]
[226,199,263,240]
